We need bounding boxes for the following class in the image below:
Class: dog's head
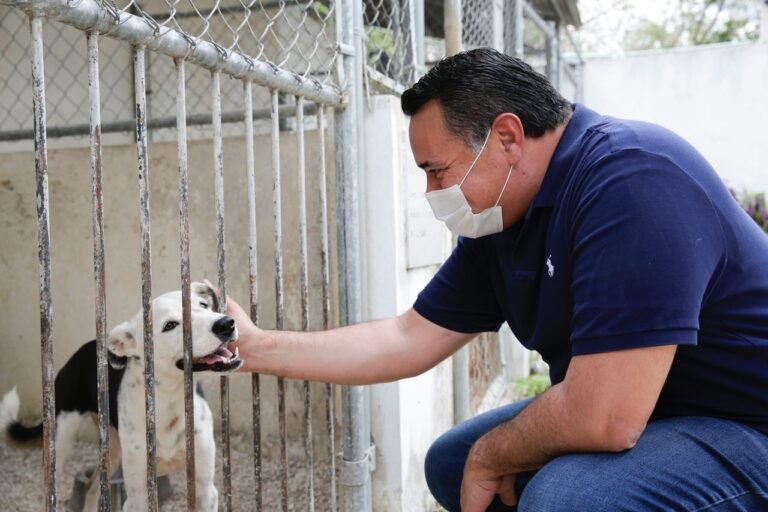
[107,282,242,374]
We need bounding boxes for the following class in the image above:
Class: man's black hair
[401,48,572,147]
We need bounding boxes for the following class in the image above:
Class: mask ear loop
[459,129,493,188]
[494,164,515,207]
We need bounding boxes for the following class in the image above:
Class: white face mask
[425,130,514,239]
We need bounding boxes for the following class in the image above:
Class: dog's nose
[212,317,235,340]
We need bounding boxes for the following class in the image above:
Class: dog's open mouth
[175,343,243,372]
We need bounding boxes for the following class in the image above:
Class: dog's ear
[191,281,221,313]
[107,321,138,369]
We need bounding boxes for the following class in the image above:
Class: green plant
[731,189,768,234]
[512,374,551,398]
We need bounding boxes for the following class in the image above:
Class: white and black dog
[0,282,242,511]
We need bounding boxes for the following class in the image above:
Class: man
[225,48,768,511]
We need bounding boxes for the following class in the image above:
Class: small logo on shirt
[546,255,555,277]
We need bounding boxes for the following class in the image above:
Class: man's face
[409,100,513,215]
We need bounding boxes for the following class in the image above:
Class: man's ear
[107,321,137,369]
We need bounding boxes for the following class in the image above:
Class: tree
[573,0,761,56]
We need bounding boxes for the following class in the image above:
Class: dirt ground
[0,432,334,511]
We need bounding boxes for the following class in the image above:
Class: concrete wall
[364,95,454,512]
[0,122,338,458]
[583,41,768,194]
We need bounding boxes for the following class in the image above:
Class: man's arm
[226,296,476,385]
[461,344,677,511]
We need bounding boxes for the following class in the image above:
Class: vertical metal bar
[244,80,263,512]
[134,45,159,512]
[444,0,463,55]
[30,15,56,512]
[211,69,234,512]
[271,88,289,512]
[513,0,525,59]
[87,30,111,512]
[296,96,315,511]
[317,106,337,511]
[402,0,418,83]
[336,0,371,509]
[175,56,196,512]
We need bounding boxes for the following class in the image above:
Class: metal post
[336,0,372,510]
[211,69,234,512]
[444,0,462,55]
[545,20,559,88]
[87,30,112,512]
[403,0,419,84]
[318,105,337,511]
[506,0,524,59]
[244,79,263,512]
[175,56,196,512]
[296,95,316,511]
[30,15,56,512]
[271,88,289,512]
[134,44,160,512]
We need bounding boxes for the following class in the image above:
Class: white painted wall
[364,95,455,512]
[583,41,768,194]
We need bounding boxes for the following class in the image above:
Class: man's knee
[424,430,468,512]
[517,455,619,512]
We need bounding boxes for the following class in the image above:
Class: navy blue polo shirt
[414,104,768,434]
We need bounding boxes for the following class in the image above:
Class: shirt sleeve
[569,149,727,355]
[413,237,504,334]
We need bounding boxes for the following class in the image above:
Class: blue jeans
[425,398,768,511]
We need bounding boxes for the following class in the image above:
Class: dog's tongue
[199,346,233,365]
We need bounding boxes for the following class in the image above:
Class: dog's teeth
[234,346,239,358]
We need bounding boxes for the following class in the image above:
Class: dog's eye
[162,321,179,333]
[199,301,209,309]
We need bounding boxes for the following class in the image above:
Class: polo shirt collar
[529,103,602,211]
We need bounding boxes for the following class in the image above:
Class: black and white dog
[0,282,242,511]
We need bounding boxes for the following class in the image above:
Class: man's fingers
[497,474,518,506]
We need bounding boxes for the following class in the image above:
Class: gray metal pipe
[296,95,316,511]
[30,14,57,511]
[174,55,196,512]
[444,0,462,55]
[134,45,161,512]
[336,0,372,510]
[523,0,556,39]
[243,79,264,512]
[86,30,112,512]
[317,105,338,511]
[0,104,318,142]
[0,0,342,105]
[270,88,290,512]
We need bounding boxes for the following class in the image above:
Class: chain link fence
[0,0,339,150]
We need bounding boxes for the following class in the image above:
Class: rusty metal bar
[30,15,56,512]
[296,95,315,511]
[317,106,337,511]
[87,30,111,512]
[211,69,234,512]
[174,56,196,512]
[244,79,263,512]
[134,45,160,512]
[271,88,289,512]
[0,104,319,143]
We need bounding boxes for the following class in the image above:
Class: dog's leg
[55,411,83,501]
[82,426,122,512]
[194,398,218,512]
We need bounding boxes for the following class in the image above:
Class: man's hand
[222,293,265,373]
[460,442,517,511]
[203,279,263,373]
